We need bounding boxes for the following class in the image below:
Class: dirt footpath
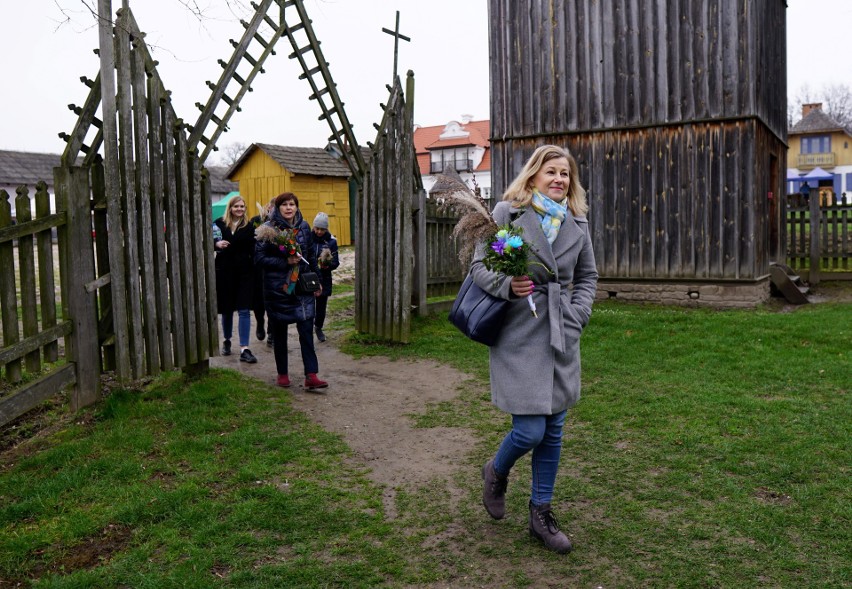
[209,322,478,518]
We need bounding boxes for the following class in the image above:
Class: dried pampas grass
[254,223,280,243]
[439,187,498,267]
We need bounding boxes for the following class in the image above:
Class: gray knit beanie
[313,212,329,229]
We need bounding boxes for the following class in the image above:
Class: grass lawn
[1,296,849,587]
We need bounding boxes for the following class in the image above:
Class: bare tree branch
[789,83,852,130]
[213,141,250,168]
[822,84,852,130]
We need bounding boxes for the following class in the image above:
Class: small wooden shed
[488,0,788,307]
[227,143,355,245]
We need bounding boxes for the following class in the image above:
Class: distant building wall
[229,149,352,244]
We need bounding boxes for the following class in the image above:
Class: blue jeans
[221,309,251,347]
[269,316,319,376]
[492,410,567,506]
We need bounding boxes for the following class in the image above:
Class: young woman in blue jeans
[213,195,257,364]
[472,145,598,554]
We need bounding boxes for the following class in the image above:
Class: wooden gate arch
[0,0,376,425]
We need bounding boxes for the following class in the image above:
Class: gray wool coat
[470,201,598,415]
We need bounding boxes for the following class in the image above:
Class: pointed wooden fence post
[809,191,821,286]
[54,166,101,411]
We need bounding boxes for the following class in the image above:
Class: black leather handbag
[448,273,509,346]
[298,271,321,293]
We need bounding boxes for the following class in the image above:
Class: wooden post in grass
[412,188,427,316]
[54,166,101,410]
[809,189,820,285]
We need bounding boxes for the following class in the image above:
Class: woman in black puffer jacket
[254,192,328,390]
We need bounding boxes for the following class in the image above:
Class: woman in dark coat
[307,211,339,342]
[254,192,328,390]
[213,195,257,363]
[475,145,597,554]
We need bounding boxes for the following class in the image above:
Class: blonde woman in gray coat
[475,145,598,554]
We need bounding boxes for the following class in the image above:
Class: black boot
[529,502,572,554]
[482,459,508,519]
[221,339,231,356]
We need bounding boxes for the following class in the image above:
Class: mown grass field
[1,293,849,587]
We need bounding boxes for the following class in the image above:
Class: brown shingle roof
[206,166,239,196]
[228,143,355,179]
[0,150,238,198]
[0,150,74,189]
[789,108,850,136]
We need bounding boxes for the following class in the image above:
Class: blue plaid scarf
[530,190,567,245]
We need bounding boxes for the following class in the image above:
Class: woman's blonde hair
[223,196,248,232]
[502,145,588,217]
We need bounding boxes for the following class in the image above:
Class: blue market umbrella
[802,167,833,181]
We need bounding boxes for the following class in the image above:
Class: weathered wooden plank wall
[355,74,415,342]
[488,0,788,284]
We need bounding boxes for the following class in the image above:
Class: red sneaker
[304,373,328,390]
[276,374,290,388]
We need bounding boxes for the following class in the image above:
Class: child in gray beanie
[313,212,329,230]
[309,212,338,342]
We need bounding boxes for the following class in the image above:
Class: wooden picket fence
[0,184,76,425]
[421,200,466,298]
[354,70,476,342]
[0,5,218,428]
[785,192,852,283]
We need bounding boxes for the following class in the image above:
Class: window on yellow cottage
[801,136,831,154]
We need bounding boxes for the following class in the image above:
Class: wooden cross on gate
[382,11,411,80]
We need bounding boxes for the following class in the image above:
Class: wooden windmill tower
[488,0,788,308]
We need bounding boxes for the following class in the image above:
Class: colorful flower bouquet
[439,185,546,318]
[275,228,302,256]
[255,224,301,257]
[483,225,529,276]
[482,225,542,317]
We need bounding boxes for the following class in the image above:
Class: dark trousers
[252,271,266,328]
[269,316,319,376]
[253,307,267,332]
[315,295,329,330]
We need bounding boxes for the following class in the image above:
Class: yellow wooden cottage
[226,143,355,245]
[787,103,852,204]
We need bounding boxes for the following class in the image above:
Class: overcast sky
[0,0,848,162]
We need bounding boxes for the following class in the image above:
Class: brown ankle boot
[482,459,508,519]
[529,502,573,554]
